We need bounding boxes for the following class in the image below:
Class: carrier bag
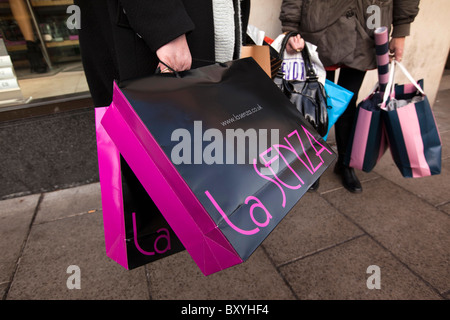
[101,58,337,275]
[96,107,184,270]
[380,60,442,178]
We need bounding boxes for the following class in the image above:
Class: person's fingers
[156,34,192,72]
[389,37,405,62]
[389,40,396,62]
[395,47,404,62]
[286,41,296,55]
[159,53,192,72]
[297,37,305,52]
[286,35,305,54]
[157,62,172,73]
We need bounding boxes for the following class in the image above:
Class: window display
[0,0,88,108]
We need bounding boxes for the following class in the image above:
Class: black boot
[334,162,362,193]
[26,41,48,74]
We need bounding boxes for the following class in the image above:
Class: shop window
[0,0,88,109]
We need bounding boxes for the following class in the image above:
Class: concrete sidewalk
[1,71,449,301]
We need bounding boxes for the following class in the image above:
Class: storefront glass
[0,0,88,109]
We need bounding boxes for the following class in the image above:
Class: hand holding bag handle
[277,32,318,81]
[156,58,228,78]
[277,31,329,137]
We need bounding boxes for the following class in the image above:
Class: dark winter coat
[279,0,420,70]
[75,0,250,107]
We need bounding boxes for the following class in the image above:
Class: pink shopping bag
[96,107,184,270]
[380,61,442,178]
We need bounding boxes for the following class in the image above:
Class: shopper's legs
[334,68,366,160]
[332,68,366,193]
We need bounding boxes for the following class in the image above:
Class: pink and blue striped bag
[380,60,441,178]
[344,27,390,172]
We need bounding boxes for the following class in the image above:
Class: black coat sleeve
[118,0,195,52]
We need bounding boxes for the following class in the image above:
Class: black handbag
[275,32,329,137]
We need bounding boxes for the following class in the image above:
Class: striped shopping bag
[380,60,441,178]
[344,27,389,172]
[344,90,388,172]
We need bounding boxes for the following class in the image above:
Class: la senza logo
[205,126,332,235]
[132,212,171,256]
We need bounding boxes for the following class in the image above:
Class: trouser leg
[331,68,367,163]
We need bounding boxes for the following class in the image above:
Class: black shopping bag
[100,58,337,275]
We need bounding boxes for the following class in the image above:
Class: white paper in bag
[271,34,326,85]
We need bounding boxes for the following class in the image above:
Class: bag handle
[156,60,181,78]
[156,58,227,78]
[381,60,396,107]
[301,42,318,80]
[381,60,425,108]
[395,60,425,95]
[278,31,318,80]
[278,31,295,60]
